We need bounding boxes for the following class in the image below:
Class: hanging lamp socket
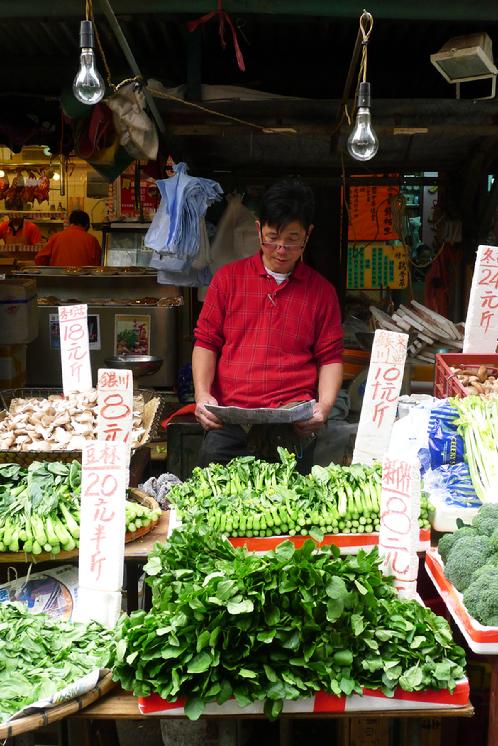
[79,20,95,49]
[357,81,372,108]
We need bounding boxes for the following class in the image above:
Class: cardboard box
[0,278,38,344]
[349,718,390,746]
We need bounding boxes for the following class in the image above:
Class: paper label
[463,245,498,353]
[379,456,420,598]
[78,441,129,594]
[97,368,134,445]
[352,330,408,464]
[58,304,92,394]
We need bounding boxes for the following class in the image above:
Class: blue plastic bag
[427,399,465,470]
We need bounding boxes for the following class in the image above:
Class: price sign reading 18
[97,368,134,444]
[79,441,128,593]
[58,304,92,395]
[464,245,498,353]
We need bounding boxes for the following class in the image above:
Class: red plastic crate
[434,353,498,399]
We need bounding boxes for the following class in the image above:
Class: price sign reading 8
[97,368,134,444]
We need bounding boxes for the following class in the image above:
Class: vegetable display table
[66,686,474,746]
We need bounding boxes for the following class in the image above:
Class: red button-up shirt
[194,252,343,408]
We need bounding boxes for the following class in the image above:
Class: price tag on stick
[58,304,92,395]
[463,245,498,352]
[97,368,134,444]
[379,455,420,599]
[75,440,129,627]
[352,330,408,465]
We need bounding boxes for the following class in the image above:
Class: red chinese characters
[79,441,128,590]
[58,305,92,394]
[464,245,498,353]
[97,368,133,444]
[379,456,420,597]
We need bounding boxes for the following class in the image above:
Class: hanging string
[357,11,374,87]
[85,0,114,89]
[147,82,297,136]
[187,0,246,72]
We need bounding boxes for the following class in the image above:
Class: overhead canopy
[1,3,498,173]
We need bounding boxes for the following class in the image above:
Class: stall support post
[488,657,498,746]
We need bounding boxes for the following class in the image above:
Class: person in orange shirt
[0,215,42,246]
[35,210,102,266]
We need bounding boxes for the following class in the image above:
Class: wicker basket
[0,670,115,739]
[0,387,164,465]
[0,490,160,563]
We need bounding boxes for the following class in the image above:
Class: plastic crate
[434,353,498,399]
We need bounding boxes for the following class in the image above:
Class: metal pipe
[96,0,167,135]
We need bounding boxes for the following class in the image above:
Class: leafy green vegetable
[112,526,466,719]
[0,602,113,723]
[0,461,160,554]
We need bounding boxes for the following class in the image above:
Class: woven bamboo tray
[0,489,160,563]
[0,670,115,739]
[0,387,164,466]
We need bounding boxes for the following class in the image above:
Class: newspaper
[205,399,315,425]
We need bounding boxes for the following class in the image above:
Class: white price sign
[463,245,498,353]
[379,456,420,599]
[78,440,129,596]
[352,330,408,465]
[58,304,92,395]
[97,368,134,444]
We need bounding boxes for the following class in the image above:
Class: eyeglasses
[260,239,306,252]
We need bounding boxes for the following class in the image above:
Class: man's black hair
[69,209,90,230]
[258,178,315,231]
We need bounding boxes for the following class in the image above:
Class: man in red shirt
[34,210,102,266]
[193,179,343,472]
[0,215,41,245]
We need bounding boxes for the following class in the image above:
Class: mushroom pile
[450,365,498,398]
[0,392,147,451]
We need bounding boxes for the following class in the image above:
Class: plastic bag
[144,182,171,253]
[424,462,481,508]
[210,193,260,271]
[427,399,464,470]
[106,82,158,161]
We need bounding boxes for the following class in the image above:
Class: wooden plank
[71,688,474,720]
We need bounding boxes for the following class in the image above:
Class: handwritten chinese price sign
[97,368,133,444]
[379,456,420,599]
[79,441,128,591]
[352,330,408,465]
[77,441,128,626]
[463,245,498,353]
[58,304,92,395]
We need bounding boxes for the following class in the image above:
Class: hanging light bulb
[347,81,379,161]
[73,20,105,105]
[52,171,61,181]
[0,170,5,178]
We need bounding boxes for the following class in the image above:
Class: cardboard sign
[348,183,399,241]
[463,245,498,353]
[58,304,92,395]
[76,441,129,627]
[97,368,134,444]
[352,330,408,465]
[379,456,420,598]
[347,242,409,290]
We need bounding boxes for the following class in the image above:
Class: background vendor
[193,178,344,473]
[0,214,41,246]
[34,209,102,267]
